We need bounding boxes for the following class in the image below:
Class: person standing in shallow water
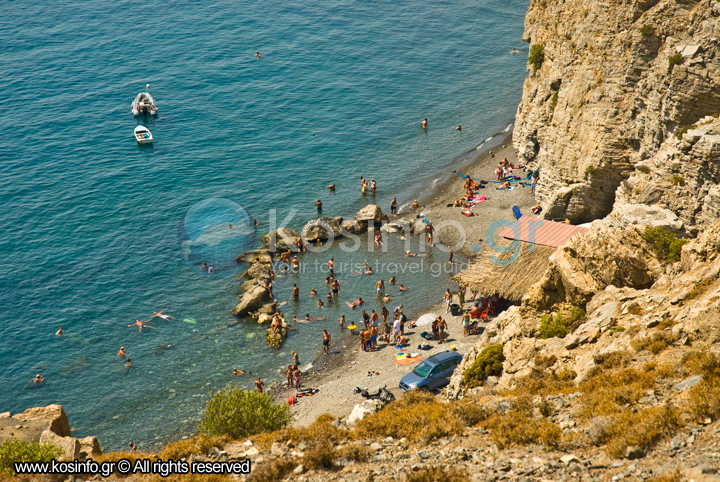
[255,376,264,393]
[322,330,331,356]
[420,118,428,129]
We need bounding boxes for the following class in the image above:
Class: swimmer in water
[117,346,126,357]
[512,48,519,54]
[152,311,174,321]
[125,358,133,367]
[456,125,462,131]
[128,318,155,333]
[256,51,261,59]
[382,293,391,303]
[421,118,428,129]
[34,374,44,383]
[327,184,335,191]
[201,262,208,270]
[400,284,406,291]
[389,276,397,285]
[310,288,317,297]
[233,368,246,376]
[315,199,323,212]
[56,327,63,336]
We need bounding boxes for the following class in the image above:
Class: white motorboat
[134,125,153,144]
[131,92,158,116]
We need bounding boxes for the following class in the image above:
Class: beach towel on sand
[395,357,422,365]
[512,206,522,220]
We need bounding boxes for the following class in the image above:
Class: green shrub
[641,226,688,263]
[676,124,697,140]
[0,439,62,476]
[528,44,545,71]
[640,25,655,36]
[463,344,505,388]
[670,174,685,186]
[199,386,292,439]
[668,52,682,68]
[538,313,571,339]
[585,165,596,175]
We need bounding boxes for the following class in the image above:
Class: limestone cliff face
[615,115,720,231]
[514,0,720,223]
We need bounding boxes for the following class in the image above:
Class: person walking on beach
[438,316,447,344]
[448,248,454,263]
[370,325,378,349]
[129,442,137,453]
[390,197,398,215]
[293,367,302,389]
[322,330,331,356]
[255,376,265,393]
[444,289,452,313]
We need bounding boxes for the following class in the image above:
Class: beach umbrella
[415,313,438,326]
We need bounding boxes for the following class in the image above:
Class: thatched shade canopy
[454,243,556,302]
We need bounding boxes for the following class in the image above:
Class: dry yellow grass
[502,367,576,397]
[632,332,677,354]
[578,367,655,417]
[354,391,464,443]
[603,406,682,458]
[142,474,235,482]
[405,466,469,482]
[481,411,561,449]
[159,435,229,460]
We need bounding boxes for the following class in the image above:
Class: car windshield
[413,361,434,377]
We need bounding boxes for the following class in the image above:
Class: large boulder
[344,400,385,427]
[39,429,80,460]
[78,436,102,458]
[236,247,273,265]
[243,261,272,280]
[0,404,71,444]
[232,286,271,317]
[341,219,368,235]
[262,228,301,252]
[355,205,389,225]
[302,217,343,242]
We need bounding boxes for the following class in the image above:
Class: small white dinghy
[134,125,153,144]
[131,92,158,116]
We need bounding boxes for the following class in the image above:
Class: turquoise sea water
[0,0,528,449]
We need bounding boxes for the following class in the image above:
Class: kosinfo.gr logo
[177,198,257,276]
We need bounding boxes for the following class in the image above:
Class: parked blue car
[399,350,463,392]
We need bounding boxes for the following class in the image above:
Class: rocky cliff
[514,0,720,222]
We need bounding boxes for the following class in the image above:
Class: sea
[0,0,528,450]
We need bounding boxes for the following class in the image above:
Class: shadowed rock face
[514,0,720,223]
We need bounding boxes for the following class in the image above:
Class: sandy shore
[267,132,537,426]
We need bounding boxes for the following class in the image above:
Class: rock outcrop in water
[514,0,720,223]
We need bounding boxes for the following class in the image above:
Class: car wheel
[419,386,431,393]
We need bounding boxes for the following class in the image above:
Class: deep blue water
[0,0,528,450]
